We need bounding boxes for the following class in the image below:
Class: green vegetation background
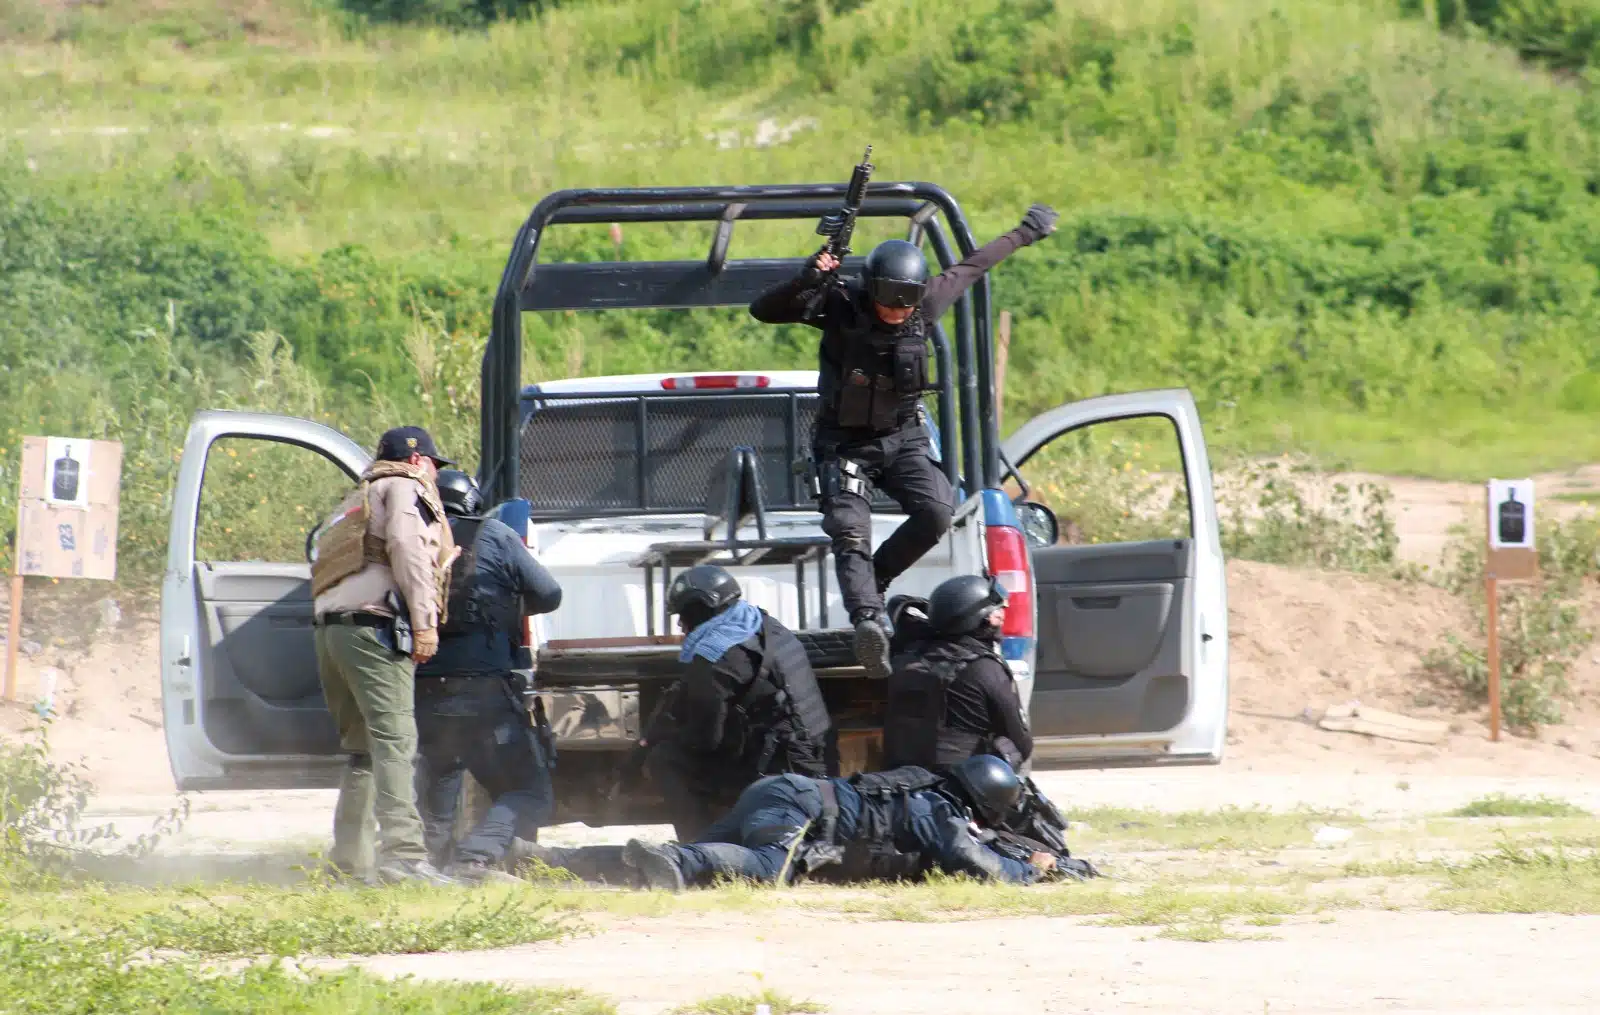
[4,0,1600,582]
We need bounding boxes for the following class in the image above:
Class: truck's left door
[161,410,370,791]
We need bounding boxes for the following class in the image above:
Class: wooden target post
[1484,478,1538,742]
[4,436,122,701]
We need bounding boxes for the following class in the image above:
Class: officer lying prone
[514,755,1095,890]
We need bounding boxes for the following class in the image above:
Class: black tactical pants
[644,734,833,842]
[643,739,751,843]
[413,673,553,868]
[814,420,956,617]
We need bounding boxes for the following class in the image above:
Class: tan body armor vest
[310,462,458,623]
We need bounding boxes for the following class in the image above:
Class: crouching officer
[881,573,1033,772]
[749,204,1060,679]
[310,426,460,886]
[637,564,837,841]
[413,469,564,883]
[526,755,1058,889]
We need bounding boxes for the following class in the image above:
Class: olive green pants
[315,624,429,870]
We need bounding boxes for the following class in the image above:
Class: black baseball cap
[375,426,454,466]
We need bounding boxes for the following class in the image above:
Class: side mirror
[1015,501,1059,549]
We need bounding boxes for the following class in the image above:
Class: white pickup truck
[159,181,1230,826]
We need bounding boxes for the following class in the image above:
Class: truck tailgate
[523,500,987,684]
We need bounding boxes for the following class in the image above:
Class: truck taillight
[661,374,771,390]
[985,524,1034,639]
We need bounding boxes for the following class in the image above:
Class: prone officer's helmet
[666,565,743,627]
[864,239,930,309]
[949,754,1024,826]
[436,469,482,517]
[928,573,1009,637]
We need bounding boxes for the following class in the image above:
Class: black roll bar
[481,182,1000,506]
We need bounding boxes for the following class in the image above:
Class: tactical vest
[309,463,458,624]
[799,766,953,884]
[882,637,1008,770]
[821,290,929,433]
[724,615,833,775]
[438,516,488,638]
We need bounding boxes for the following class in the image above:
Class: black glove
[800,246,835,284]
[1020,203,1059,240]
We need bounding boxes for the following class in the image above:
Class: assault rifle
[803,144,874,319]
[984,776,1100,881]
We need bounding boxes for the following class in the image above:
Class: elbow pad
[942,816,1007,880]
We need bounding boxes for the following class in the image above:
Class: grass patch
[0,880,571,957]
[672,989,826,1015]
[0,927,613,1015]
[804,873,1327,929]
[1154,920,1277,943]
[1449,795,1592,819]
[1429,842,1600,914]
[1069,805,1358,852]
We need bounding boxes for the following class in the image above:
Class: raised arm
[920,205,1059,320]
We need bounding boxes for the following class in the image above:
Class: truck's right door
[1002,389,1229,768]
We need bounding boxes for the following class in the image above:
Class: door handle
[175,635,193,667]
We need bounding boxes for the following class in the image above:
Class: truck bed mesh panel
[517,392,897,515]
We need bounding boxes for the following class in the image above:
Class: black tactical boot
[622,839,686,893]
[851,608,893,680]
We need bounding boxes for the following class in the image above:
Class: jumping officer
[881,573,1033,772]
[310,425,461,886]
[413,469,565,883]
[637,564,837,841]
[522,755,1056,889]
[748,204,1061,679]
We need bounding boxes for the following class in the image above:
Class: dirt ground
[353,909,1600,1015]
[5,468,1600,1014]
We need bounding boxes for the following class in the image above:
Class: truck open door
[160,410,371,791]
[1001,389,1229,769]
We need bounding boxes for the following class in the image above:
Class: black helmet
[928,574,1009,637]
[864,239,929,309]
[948,754,1023,825]
[436,469,482,517]
[666,565,743,629]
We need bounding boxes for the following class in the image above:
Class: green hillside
[4,0,1600,581]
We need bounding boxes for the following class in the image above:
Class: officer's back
[418,477,562,678]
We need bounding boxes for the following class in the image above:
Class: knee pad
[830,534,871,557]
[346,752,373,772]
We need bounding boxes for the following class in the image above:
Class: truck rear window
[516,390,899,517]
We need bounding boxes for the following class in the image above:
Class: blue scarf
[679,600,764,664]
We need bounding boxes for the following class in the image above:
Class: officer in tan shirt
[310,425,461,886]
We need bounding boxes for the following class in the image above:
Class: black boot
[622,839,686,892]
[851,608,893,680]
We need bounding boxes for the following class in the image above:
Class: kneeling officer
[881,573,1033,772]
[413,469,564,883]
[639,564,837,841]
